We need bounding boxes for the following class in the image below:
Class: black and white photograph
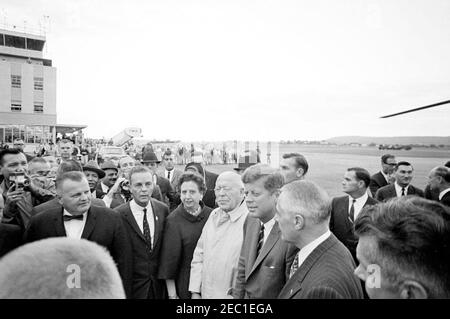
[0,0,449,308]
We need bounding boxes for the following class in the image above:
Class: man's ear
[294,214,305,231]
[399,280,428,299]
[295,168,304,178]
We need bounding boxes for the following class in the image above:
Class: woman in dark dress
[158,172,213,299]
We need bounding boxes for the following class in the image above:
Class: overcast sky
[2,0,449,141]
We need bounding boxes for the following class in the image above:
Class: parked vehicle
[95,146,127,166]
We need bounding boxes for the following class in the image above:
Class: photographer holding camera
[1,149,55,231]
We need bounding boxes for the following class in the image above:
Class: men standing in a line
[276,180,364,299]
[427,166,450,207]
[369,154,396,196]
[189,171,248,299]
[279,153,308,184]
[329,167,378,260]
[24,171,132,297]
[233,164,297,299]
[354,197,450,298]
[115,166,169,299]
[375,161,424,202]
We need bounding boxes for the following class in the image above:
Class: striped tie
[256,224,265,255]
[142,208,152,251]
[289,253,299,278]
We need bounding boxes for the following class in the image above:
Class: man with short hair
[276,180,364,299]
[427,166,450,207]
[118,155,137,178]
[330,167,378,260]
[13,138,34,162]
[115,166,169,299]
[425,161,450,201]
[233,164,297,299]
[189,171,249,299]
[375,161,424,202]
[158,150,183,191]
[0,238,126,298]
[24,171,132,297]
[58,139,75,164]
[369,154,396,196]
[279,153,308,184]
[354,197,450,298]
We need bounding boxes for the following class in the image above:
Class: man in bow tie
[24,171,132,297]
[189,171,248,299]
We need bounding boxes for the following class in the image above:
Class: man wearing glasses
[369,154,396,196]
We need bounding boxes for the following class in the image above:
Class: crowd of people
[0,138,449,299]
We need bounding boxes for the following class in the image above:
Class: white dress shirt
[349,192,369,220]
[63,209,88,239]
[261,217,276,246]
[100,182,109,193]
[164,169,174,182]
[130,199,155,248]
[394,182,409,197]
[439,188,450,200]
[296,230,331,268]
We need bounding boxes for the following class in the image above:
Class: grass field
[176,144,449,198]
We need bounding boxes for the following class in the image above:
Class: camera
[9,172,31,191]
[119,179,132,201]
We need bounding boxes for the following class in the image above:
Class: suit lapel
[81,208,96,239]
[122,203,147,243]
[150,200,161,248]
[407,186,415,195]
[338,197,352,229]
[249,222,280,277]
[54,208,67,237]
[245,220,260,279]
[281,234,337,298]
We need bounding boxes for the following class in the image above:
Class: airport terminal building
[0,27,84,146]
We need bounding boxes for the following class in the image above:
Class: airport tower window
[5,35,25,49]
[11,75,21,88]
[11,100,22,112]
[0,34,4,46]
[34,102,44,113]
[34,77,44,90]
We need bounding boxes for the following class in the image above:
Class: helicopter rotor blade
[380,100,450,118]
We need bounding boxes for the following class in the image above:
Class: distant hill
[326,136,450,145]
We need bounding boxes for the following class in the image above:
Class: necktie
[63,214,84,221]
[256,224,265,256]
[349,199,356,223]
[289,253,299,278]
[167,170,171,181]
[401,187,406,196]
[217,211,230,227]
[142,208,152,251]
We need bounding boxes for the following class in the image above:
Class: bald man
[189,171,249,299]
[0,237,125,298]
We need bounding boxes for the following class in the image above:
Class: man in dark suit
[276,180,364,299]
[114,166,169,299]
[375,161,424,202]
[233,164,297,299]
[95,161,118,199]
[369,154,396,196]
[24,171,132,297]
[158,149,183,192]
[0,223,22,258]
[330,167,378,261]
[427,166,450,207]
[185,162,218,208]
